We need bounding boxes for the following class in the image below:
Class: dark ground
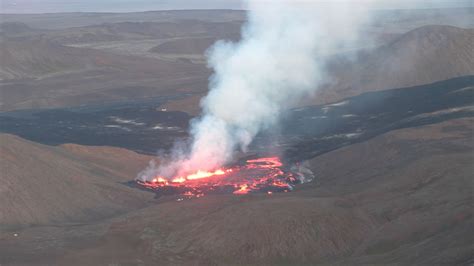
[1,76,472,158]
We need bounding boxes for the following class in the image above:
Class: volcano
[135,157,313,198]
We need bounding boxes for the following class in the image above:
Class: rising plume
[138,0,375,180]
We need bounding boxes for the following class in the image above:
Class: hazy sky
[1,0,472,14]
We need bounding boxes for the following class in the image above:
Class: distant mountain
[0,40,101,80]
[0,134,153,226]
[0,10,246,30]
[0,40,209,110]
[18,21,241,45]
[0,22,37,36]
[314,25,474,104]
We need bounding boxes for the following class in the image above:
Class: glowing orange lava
[186,169,227,180]
[135,157,303,198]
[233,184,249,195]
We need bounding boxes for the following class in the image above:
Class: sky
[1,0,472,14]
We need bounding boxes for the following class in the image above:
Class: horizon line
[1,6,472,15]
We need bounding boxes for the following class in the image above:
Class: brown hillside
[150,37,220,55]
[0,40,209,110]
[0,39,206,80]
[0,134,154,227]
[314,25,474,104]
[0,40,96,80]
[32,21,241,45]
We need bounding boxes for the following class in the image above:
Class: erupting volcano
[134,0,354,195]
[135,157,311,198]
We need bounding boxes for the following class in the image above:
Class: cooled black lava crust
[1,76,473,158]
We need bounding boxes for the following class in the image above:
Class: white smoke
[138,0,375,180]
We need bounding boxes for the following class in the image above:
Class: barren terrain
[0,134,154,227]
[0,8,473,266]
[1,117,472,265]
[1,9,473,113]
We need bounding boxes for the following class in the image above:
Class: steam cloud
[139,0,375,180]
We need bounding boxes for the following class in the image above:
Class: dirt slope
[0,39,206,80]
[314,25,474,104]
[0,134,154,227]
[0,40,104,80]
[0,40,209,110]
[304,118,474,265]
[150,37,220,55]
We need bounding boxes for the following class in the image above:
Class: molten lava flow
[186,169,226,180]
[135,157,304,198]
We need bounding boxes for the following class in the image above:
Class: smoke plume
[139,0,374,180]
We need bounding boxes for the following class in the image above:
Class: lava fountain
[135,157,312,198]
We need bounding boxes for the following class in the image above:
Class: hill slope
[0,39,206,80]
[315,25,474,104]
[0,40,209,110]
[0,41,90,80]
[150,37,220,55]
[0,134,154,226]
